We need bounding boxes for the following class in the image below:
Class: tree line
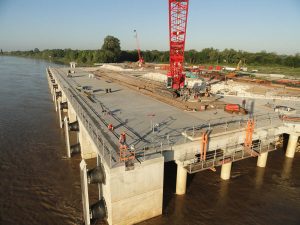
[4,35,300,68]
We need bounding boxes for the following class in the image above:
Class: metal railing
[180,136,280,173]
[49,67,120,168]
[49,67,166,167]
[183,113,282,139]
[48,67,284,169]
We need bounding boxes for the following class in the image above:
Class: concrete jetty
[46,66,300,225]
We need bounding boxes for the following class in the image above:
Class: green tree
[101,35,121,62]
[102,35,121,52]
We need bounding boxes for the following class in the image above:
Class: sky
[0,0,299,54]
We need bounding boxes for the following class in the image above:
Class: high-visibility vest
[119,133,126,143]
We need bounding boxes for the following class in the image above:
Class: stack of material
[142,73,205,89]
[142,72,167,83]
[101,64,133,72]
[185,78,206,90]
[211,80,250,95]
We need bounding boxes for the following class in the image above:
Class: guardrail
[180,136,279,173]
[49,67,120,168]
[215,92,300,101]
[49,67,167,167]
[183,113,282,139]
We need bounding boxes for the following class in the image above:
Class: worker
[242,99,246,108]
[119,131,127,146]
[107,123,114,131]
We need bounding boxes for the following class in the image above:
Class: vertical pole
[286,133,299,158]
[176,161,187,195]
[257,151,268,168]
[58,99,63,128]
[80,160,90,225]
[221,162,232,180]
[64,116,71,158]
[54,92,58,112]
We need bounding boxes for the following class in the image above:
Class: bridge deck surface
[52,67,283,152]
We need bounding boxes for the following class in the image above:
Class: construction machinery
[167,0,189,90]
[224,104,248,115]
[133,30,144,67]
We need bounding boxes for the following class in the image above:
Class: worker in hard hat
[107,123,114,131]
[119,131,127,146]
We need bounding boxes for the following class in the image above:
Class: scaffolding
[119,145,135,162]
[180,135,279,173]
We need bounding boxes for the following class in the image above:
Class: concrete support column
[51,83,55,96]
[68,104,77,123]
[221,162,232,180]
[54,91,58,111]
[57,98,63,128]
[52,88,56,102]
[257,151,268,168]
[50,84,53,95]
[176,161,187,195]
[47,74,51,89]
[286,133,299,158]
[64,116,71,158]
[61,93,67,103]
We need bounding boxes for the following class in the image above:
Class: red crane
[167,0,189,90]
[134,29,144,67]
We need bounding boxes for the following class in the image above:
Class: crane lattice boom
[168,0,189,90]
[134,30,144,67]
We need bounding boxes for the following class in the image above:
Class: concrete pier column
[52,88,56,103]
[57,99,63,128]
[286,133,299,158]
[64,116,71,158]
[55,95,58,112]
[49,82,52,93]
[221,162,232,180]
[47,74,51,89]
[61,93,67,103]
[257,151,268,168]
[67,103,77,123]
[175,161,187,195]
[51,83,55,96]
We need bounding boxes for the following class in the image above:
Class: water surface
[0,56,299,225]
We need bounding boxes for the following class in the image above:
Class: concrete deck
[48,66,300,225]
[51,67,290,152]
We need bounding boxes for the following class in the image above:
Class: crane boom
[134,30,144,67]
[168,0,189,90]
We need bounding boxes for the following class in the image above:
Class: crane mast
[134,30,144,67]
[167,0,189,90]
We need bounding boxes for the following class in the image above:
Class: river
[0,56,299,225]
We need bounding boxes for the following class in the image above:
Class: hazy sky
[0,0,299,54]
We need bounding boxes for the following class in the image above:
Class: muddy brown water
[0,56,300,225]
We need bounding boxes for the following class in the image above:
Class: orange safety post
[200,130,209,161]
[119,145,127,162]
[244,118,255,151]
[203,133,208,160]
[119,145,135,162]
[200,132,205,160]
